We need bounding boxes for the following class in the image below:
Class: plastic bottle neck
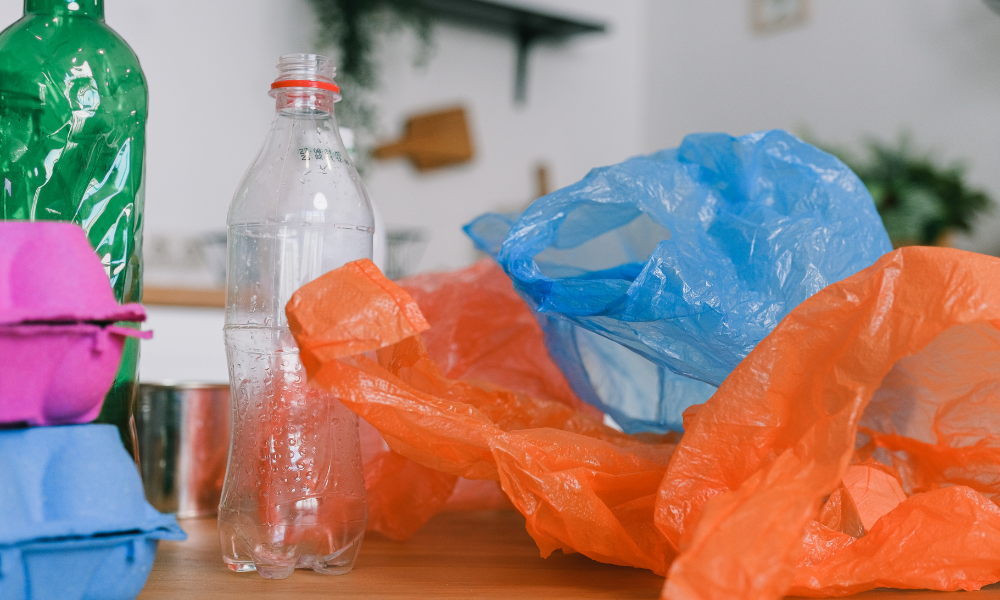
[25,0,104,19]
[272,89,337,117]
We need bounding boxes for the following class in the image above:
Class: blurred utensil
[136,382,231,518]
[197,231,228,287]
[386,228,429,279]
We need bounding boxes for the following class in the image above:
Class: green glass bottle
[0,0,147,455]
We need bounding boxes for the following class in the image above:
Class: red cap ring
[270,79,340,93]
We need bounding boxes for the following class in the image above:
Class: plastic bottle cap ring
[271,80,340,93]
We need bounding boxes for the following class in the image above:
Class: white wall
[140,306,228,383]
[642,0,1000,254]
[364,0,648,271]
[118,0,323,241]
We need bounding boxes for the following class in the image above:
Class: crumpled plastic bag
[288,247,1000,599]
[286,259,680,570]
[466,130,892,433]
[657,246,1000,599]
[357,260,597,540]
[400,260,592,415]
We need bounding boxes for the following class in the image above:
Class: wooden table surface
[138,511,1000,599]
[143,285,226,308]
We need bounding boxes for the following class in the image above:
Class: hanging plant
[826,136,993,247]
[307,0,433,136]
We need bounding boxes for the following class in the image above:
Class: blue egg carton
[0,424,186,600]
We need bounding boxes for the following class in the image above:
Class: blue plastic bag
[466,130,892,433]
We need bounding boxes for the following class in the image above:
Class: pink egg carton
[0,222,150,426]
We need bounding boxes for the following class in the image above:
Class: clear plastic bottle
[219,54,372,579]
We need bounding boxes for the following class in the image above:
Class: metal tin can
[136,382,231,518]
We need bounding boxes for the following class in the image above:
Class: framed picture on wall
[750,0,810,35]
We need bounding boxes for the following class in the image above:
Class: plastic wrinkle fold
[466,130,892,434]
[289,247,1000,599]
[400,260,596,417]
[357,260,599,541]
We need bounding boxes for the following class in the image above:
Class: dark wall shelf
[413,0,607,103]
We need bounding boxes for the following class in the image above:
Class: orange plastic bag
[657,246,1000,599]
[399,260,600,517]
[287,259,679,571]
[287,248,1000,599]
[355,260,596,540]
[400,259,594,415]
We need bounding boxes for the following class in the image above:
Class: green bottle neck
[25,0,104,19]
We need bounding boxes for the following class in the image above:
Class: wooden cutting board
[373,107,474,171]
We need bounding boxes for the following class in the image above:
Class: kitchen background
[4,0,996,383]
